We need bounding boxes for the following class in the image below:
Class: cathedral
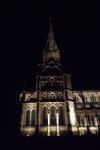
[19,19,100,136]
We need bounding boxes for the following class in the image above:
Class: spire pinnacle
[42,19,61,69]
[45,18,58,51]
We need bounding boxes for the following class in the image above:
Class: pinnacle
[45,18,58,51]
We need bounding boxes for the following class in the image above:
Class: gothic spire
[45,17,58,51]
[42,18,62,73]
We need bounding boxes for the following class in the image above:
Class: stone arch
[49,77,55,82]
[25,107,30,111]
[58,103,63,108]
[42,104,48,108]
[31,107,36,111]
[50,103,56,108]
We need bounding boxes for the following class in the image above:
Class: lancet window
[43,106,48,125]
[31,109,35,126]
[26,109,30,126]
[58,106,63,125]
[50,105,56,125]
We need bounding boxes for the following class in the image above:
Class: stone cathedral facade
[19,20,100,136]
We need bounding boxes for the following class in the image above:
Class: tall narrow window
[91,115,95,126]
[31,109,35,126]
[58,106,63,125]
[50,106,56,125]
[77,115,80,126]
[87,114,91,126]
[81,118,85,127]
[26,109,30,126]
[50,92,55,100]
[43,93,47,100]
[58,93,63,100]
[43,106,48,125]
[49,77,55,86]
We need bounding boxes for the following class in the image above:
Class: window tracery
[58,92,63,100]
[42,92,47,99]
[50,92,56,99]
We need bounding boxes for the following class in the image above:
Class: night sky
[0,0,100,142]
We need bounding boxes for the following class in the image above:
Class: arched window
[43,106,48,125]
[26,109,30,126]
[50,106,56,125]
[50,92,55,100]
[43,92,47,100]
[81,118,85,127]
[91,115,95,126]
[77,115,81,126]
[58,92,63,100]
[49,77,55,86]
[58,106,63,125]
[87,114,91,126]
[31,109,35,126]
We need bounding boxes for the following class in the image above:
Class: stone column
[56,112,60,136]
[47,111,50,136]
[30,110,32,125]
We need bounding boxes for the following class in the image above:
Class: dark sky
[1,0,100,91]
[0,0,100,141]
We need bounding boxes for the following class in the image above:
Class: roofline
[73,90,100,92]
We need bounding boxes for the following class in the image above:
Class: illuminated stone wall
[20,102,37,136]
[18,20,100,137]
[73,90,100,135]
[39,102,66,136]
